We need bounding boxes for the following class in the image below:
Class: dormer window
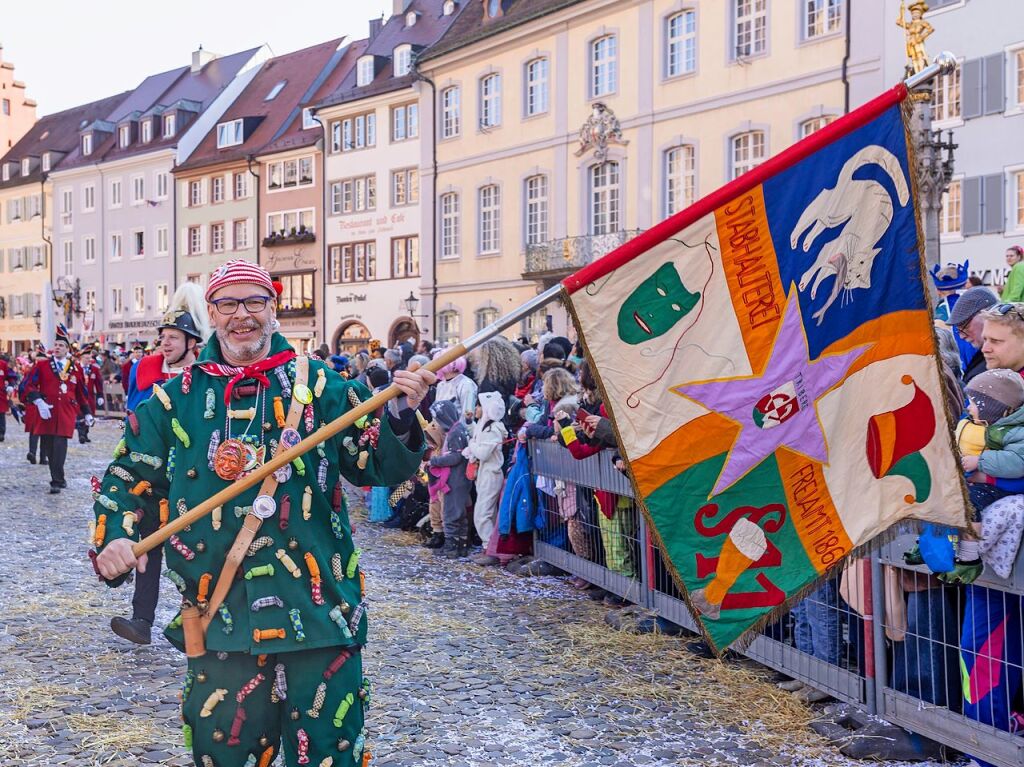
[406,11,418,26]
[163,114,176,138]
[217,119,244,148]
[2,165,8,182]
[82,134,93,156]
[142,120,152,143]
[22,159,30,176]
[42,153,51,172]
[302,108,317,130]
[443,1,456,15]
[265,80,287,101]
[486,0,502,19]
[394,45,412,77]
[357,56,375,87]
[119,125,131,148]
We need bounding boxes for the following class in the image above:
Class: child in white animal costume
[464,391,508,546]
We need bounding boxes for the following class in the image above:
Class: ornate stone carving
[575,102,627,161]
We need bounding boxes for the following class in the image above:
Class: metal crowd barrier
[527,440,1024,767]
[98,381,126,417]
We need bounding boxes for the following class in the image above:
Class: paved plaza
[0,420,954,766]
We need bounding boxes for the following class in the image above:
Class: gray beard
[217,323,272,364]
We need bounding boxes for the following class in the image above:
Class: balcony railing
[523,230,643,278]
[262,228,316,247]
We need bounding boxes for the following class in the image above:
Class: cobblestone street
[0,420,954,766]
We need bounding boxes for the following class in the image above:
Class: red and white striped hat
[205,260,281,300]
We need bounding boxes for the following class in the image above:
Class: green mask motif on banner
[616,262,700,344]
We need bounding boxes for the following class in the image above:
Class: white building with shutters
[883,0,1024,281]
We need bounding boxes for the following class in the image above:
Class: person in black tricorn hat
[112,283,210,644]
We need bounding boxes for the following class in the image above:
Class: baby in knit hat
[959,368,1024,519]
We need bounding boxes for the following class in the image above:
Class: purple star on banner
[673,297,868,496]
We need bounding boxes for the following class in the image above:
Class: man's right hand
[95,538,147,580]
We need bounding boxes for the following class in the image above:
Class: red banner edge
[562,82,909,295]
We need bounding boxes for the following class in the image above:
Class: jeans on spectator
[791,580,840,665]
[891,586,961,711]
[961,584,1024,767]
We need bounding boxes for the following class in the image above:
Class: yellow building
[417,0,854,344]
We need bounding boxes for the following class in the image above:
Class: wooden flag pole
[131,284,565,558]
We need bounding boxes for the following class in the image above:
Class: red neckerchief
[198,349,296,404]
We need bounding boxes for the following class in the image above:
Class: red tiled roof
[0,91,130,190]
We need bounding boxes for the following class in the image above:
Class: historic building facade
[317,0,466,354]
[0,44,37,153]
[49,46,269,347]
[416,0,883,344]
[0,93,127,353]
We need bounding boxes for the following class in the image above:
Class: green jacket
[93,333,424,654]
[981,404,1024,479]
[1002,262,1024,303]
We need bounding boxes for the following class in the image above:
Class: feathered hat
[54,323,72,346]
[158,282,211,342]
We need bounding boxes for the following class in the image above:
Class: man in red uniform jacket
[0,354,17,442]
[23,324,93,493]
[77,351,104,443]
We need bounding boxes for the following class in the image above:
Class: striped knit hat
[205,259,281,300]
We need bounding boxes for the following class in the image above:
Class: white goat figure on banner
[791,145,911,325]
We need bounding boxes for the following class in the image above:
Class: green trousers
[599,499,637,578]
[182,645,367,767]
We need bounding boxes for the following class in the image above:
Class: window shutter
[180,227,189,256]
[961,58,983,119]
[200,178,209,206]
[983,173,1005,233]
[962,175,982,235]
[984,53,1005,114]
[225,222,234,252]
[180,181,189,203]
[225,173,234,201]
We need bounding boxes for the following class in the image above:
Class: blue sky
[2,0,393,115]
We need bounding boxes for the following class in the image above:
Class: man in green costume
[93,260,433,767]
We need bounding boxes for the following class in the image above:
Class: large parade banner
[563,84,969,651]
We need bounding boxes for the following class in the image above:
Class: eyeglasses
[209,295,272,316]
[993,303,1024,322]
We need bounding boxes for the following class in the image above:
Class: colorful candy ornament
[276,549,301,578]
[170,418,191,448]
[200,688,228,717]
[218,604,233,634]
[332,693,355,728]
[289,608,306,642]
[306,682,326,718]
[204,388,216,419]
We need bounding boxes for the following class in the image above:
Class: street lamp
[32,310,41,331]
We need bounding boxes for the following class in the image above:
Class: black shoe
[48,485,61,494]
[26,453,36,464]
[422,532,445,549]
[84,437,92,443]
[381,514,403,529]
[110,617,152,645]
[40,458,48,465]
[443,537,468,559]
[56,480,67,488]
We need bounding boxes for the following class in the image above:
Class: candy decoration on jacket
[274,663,288,699]
[107,465,134,483]
[182,723,193,749]
[346,550,361,579]
[323,648,354,680]
[328,605,354,640]
[94,515,107,547]
[159,499,169,528]
[348,600,367,634]
[212,505,222,531]
[357,450,369,470]
[166,446,175,482]
[207,430,221,470]
[121,509,142,536]
[165,569,187,593]
[320,758,334,767]
[87,520,96,546]
[292,455,306,477]
[352,728,367,762]
[97,494,118,513]
[204,388,216,419]
[301,486,313,521]
[306,682,326,718]
[227,705,247,746]
[314,368,327,398]
[273,396,286,428]
[289,608,306,642]
[251,596,284,612]
[342,436,358,456]
[332,482,343,513]
[228,407,256,420]
[247,536,275,556]
[202,756,215,767]
[114,438,127,458]
[359,678,372,708]
[170,418,191,448]
[331,553,343,582]
[359,419,381,449]
[236,672,265,703]
[182,668,195,702]
[279,494,291,530]
[200,688,227,717]
[218,604,233,634]
[130,451,163,469]
[257,747,274,767]
[129,480,151,496]
[332,693,355,728]
[153,383,172,411]
[127,411,140,436]
[181,365,193,394]
[304,404,315,433]
[253,628,285,643]
[274,366,292,399]
[196,573,212,609]
[276,549,301,578]
[317,460,328,493]
[169,535,195,560]
[245,564,275,579]
[297,728,311,764]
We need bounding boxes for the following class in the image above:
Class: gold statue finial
[897,1,934,76]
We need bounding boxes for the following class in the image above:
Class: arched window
[438,310,461,346]
[479,73,502,128]
[590,35,617,97]
[666,10,697,77]
[478,185,501,254]
[475,306,499,332]
[525,58,549,116]
[589,161,620,235]
[440,192,460,259]
[664,145,695,217]
[335,320,371,355]
[524,175,549,246]
[730,130,764,180]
